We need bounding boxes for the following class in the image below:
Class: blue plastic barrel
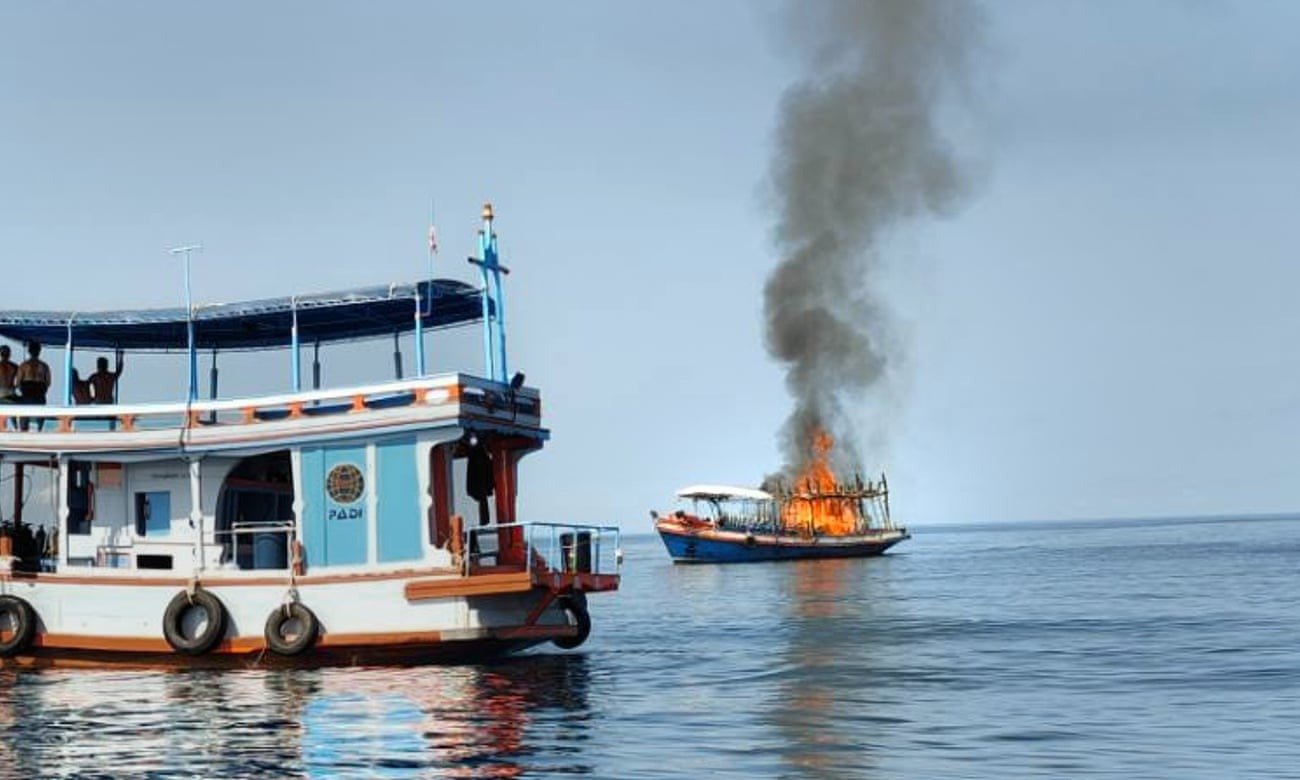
[253,532,288,570]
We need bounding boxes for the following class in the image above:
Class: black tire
[264,603,320,657]
[0,595,37,657]
[162,589,227,655]
[551,596,591,650]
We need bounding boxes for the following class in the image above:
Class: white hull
[1,564,614,668]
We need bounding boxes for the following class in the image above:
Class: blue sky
[3,2,1299,528]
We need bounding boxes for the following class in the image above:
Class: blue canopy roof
[0,279,485,352]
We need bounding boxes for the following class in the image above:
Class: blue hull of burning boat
[656,526,908,564]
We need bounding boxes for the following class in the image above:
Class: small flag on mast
[427,224,438,254]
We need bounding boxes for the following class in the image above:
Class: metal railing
[0,372,541,436]
[214,521,296,570]
[462,522,622,576]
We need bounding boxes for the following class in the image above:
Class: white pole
[169,245,203,402]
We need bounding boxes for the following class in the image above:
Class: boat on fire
[0,204,620,668]
[654,478,909,563]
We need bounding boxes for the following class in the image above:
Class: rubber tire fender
[0,595,37,657]
[264,602,321,657]
[162,588,228,655]
[551,595,592,650]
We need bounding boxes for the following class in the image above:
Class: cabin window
[136,554,173,570]
[134,491,171,537]
[66,461,93,535]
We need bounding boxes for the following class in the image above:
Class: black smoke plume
[764,0,983,477]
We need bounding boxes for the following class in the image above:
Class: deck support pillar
[414,290,426,376]
[392,332,403,380]
[312,342,321,390]
[63,319,75,406]
[11,461,23,526]
[208,349,219,423]
[290,301,301,392]
[208,350,219,400]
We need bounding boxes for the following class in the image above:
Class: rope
[283,533,301,614]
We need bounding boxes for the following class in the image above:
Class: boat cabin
[0,208,593,582]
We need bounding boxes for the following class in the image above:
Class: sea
[2,516,1298,778]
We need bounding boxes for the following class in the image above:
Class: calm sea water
[3,517,1299,778]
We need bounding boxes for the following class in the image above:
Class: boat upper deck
[0,204,527,458]
[0,372,543,458]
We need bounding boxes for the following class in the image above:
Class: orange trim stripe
[404,571,533,601]
[26,624,573,656]
[8,565,461,588]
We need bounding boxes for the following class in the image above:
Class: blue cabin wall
[376,437,422,564]
[299,437,425,569]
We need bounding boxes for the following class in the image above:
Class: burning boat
[654,434,908,563]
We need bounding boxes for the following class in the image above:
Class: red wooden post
[493,444,524,566]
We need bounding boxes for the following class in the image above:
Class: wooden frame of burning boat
[0,204,620,669]
[654,479,909,564]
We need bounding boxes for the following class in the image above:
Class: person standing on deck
[15,341,51,431]
[89,351,124,405]
[70,369,92,405]
[0,344,17,403]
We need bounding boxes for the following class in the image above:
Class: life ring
[551,595,591,650]
[264,602,320,656]
[162,588,227,655]
[0,595,37,657]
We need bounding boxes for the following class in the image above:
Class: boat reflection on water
[764,558,900,779]
[299,656,594,778]
[0,654,594,778]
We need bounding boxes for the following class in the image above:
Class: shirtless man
[15,341,51,431]
[89,351,124,405]
[16,342,50,404]
[0,345,17,402]
[70,369,93,405]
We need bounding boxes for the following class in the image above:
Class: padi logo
[326,463,365,504]
[329,506,364,521]
[326,462,365,521]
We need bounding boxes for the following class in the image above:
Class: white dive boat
[0,203,619,668]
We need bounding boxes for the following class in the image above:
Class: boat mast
[469,203,511,383]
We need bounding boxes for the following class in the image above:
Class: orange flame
[780,430,860,536]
